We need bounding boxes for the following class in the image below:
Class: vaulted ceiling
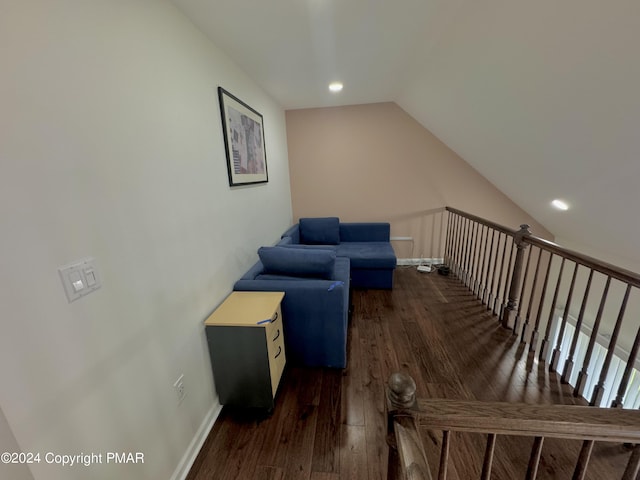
[172,0,640,265]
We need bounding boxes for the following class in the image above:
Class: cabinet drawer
[265,306,286,395]
[265,306,283,356]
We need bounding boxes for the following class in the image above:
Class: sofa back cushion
[299,217,340,245]
[258,246,336,279]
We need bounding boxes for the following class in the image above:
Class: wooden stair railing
[386,373,640,480]
[444,207,640,410]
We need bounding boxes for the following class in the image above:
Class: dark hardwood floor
[187,267,634,480]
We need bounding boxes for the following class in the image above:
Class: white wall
[0,1,292,479]
[0,407,34,480]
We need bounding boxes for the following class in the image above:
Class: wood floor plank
[255,465,285,480]
[338,425,367,480]
[311,369,342,474]
[359,305,389,480]
[252,367,309,469]
[341,323,365,426]
[187,268,632,480]
[272,394,318,479]
[309,472,340,480]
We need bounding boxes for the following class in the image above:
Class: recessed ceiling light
[551,199,569,211]
[328,82,343,93]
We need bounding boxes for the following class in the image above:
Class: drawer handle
[257,311,279,326]
[272,328,280,342]
[274,346,282,359]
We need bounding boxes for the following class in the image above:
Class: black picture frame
[218,87,268,186]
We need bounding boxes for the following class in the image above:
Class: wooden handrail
[445,206,640,288]
[445,207,518,236]
[525,236,640,288]
[445,206,640,409]
[413,399,640,443]
[386,374,640,480]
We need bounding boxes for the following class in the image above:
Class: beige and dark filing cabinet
[204,291,286,410]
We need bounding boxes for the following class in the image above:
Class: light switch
[58,257,101,303]
[81,259,101,291]
[84,269,96,287]
[70,271,85,292]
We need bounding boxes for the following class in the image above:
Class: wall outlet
[173,374,185,404]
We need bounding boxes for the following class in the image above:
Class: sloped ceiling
[172,0,640,264]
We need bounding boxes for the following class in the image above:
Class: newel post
[387,372,417,460]
[387,372,417,410]
[502,224,531,330]
[387,373,430,480]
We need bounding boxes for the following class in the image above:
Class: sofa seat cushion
[299,217,340,245]
[336,242,397,269]
[258,246,336,279]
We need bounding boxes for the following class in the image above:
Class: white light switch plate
[58,257,101,303]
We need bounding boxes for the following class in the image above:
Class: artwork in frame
[218,87,268,186]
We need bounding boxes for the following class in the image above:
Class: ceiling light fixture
[328,82,343,93]
[551,199,569,211]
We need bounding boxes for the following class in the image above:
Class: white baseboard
[171,401,222,480]
[397,257,444,266]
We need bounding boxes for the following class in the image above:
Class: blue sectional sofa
[232,217,396,368]
[280,217,397,289]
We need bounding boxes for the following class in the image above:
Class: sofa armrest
[233,256,350,367]
[340,222,391,242]
[281,224,300,244]
[233,278,348,368]
[238,261,267,281]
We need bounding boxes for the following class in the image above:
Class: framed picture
[218,87,268,186]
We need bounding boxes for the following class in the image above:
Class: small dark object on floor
[437,265,450,276]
